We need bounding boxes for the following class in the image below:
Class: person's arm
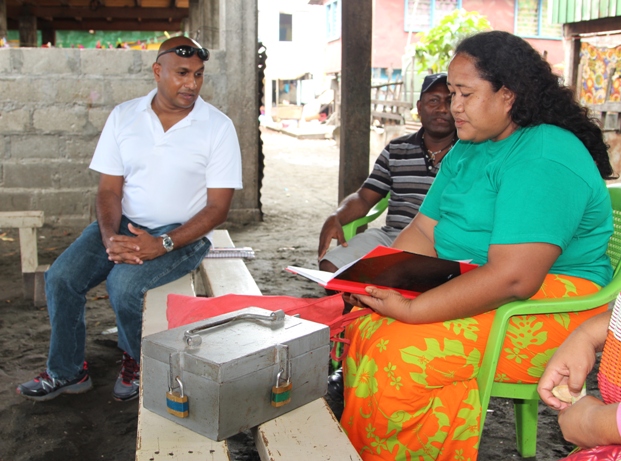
[107,188,234,264]
[558,398,621,448]
[352,241,561,323]
[317,187,384,259]
[96,174,123,243]
[538,309,611,410]
[392,213,438,257]
[96,173,145,264]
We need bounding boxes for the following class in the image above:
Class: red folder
[287,245,477,299]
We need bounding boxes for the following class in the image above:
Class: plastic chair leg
[514,398,538,458]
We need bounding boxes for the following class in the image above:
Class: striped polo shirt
[362,128,440,231]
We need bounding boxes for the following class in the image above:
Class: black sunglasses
[156,45,210,62]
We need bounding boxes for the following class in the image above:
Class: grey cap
[420,73,448,95]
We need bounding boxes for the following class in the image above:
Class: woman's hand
[538,310,610,410]
[538,328,598,411]
[558,398,621,448]
[352,286,415,321]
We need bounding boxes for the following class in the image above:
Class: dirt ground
[0,129,597,460]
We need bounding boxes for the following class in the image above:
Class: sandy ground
[0,129,597,460]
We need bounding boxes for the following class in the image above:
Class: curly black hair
[455,30,614,179]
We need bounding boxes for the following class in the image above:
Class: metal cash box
[142,307,330,441]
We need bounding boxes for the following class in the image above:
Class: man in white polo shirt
[17,36,242,402]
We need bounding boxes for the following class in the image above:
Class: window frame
[403,0,462,33]
[326,0,341,42]
[514,0,562,40]
[279,12,293,42]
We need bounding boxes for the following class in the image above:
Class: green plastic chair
[476,185,621,458]
[341,194,390,241]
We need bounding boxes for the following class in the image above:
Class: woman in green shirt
[340,31,615,461]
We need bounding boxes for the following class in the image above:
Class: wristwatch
[161,234,174,252]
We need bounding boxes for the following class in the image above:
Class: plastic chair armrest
[342,195,390,241]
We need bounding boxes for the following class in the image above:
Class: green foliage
[409,9,492,74]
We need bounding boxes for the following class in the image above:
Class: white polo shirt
[90,89,243,236]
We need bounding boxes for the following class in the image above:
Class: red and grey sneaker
[112,352,140,401]
[16,362,92,401]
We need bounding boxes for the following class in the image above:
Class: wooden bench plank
[371,99,412,108]
[141,274,196,337]
[18,227,39,273]
[0,210,44,228]
[0,211,46,300]
[371,111,404,122]
[137,410,232,461]
[254,399,362,461]
[137,273,231,461]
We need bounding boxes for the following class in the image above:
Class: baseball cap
[420,73,448,95]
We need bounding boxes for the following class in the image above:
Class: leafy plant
[408,9,492,74]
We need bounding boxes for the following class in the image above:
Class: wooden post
[19,6,37,48]
[338,0,372,202]
[41,20,55,47]
[0,0,7,42]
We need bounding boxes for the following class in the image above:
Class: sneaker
[16,362,92,402]
[112,352,140,401]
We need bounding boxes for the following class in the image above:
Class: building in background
[258,0,327,126]
[315,0,565,86]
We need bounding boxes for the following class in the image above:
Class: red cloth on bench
[166,293,372,339]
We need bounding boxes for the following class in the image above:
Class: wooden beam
[338,0,372,202]
[0,0,7,40]
[6,5,187,20]
[19,5,37,47]
[565,16,621,36]
[32,18,183,31]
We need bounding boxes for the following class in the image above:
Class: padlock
[271,368,292,407]
[166,376,189,418]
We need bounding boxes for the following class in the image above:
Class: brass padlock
[271,369,292,407]
[166,376,189,418]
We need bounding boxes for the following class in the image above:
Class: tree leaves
[409,9,492,74]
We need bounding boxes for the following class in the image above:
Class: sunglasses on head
[156,45,210,62]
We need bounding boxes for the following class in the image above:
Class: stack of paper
[205,247,256,259]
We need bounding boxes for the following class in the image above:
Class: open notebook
[287,245,476,298]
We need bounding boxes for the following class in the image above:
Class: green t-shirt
[420,124,612,287]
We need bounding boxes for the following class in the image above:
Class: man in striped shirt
[318,73,456,272]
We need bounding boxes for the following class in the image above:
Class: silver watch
[161,234,174,252]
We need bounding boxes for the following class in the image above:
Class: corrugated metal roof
[552,0,621,23]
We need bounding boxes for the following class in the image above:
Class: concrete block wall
[0,43,258,227]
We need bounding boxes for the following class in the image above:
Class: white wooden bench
[137,229,361,461]
[0,211,46,305]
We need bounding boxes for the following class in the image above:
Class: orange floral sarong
[341,274,608,461]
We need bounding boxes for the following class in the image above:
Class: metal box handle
[183,310,286,348]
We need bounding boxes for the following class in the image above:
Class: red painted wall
[373,0,410,70]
